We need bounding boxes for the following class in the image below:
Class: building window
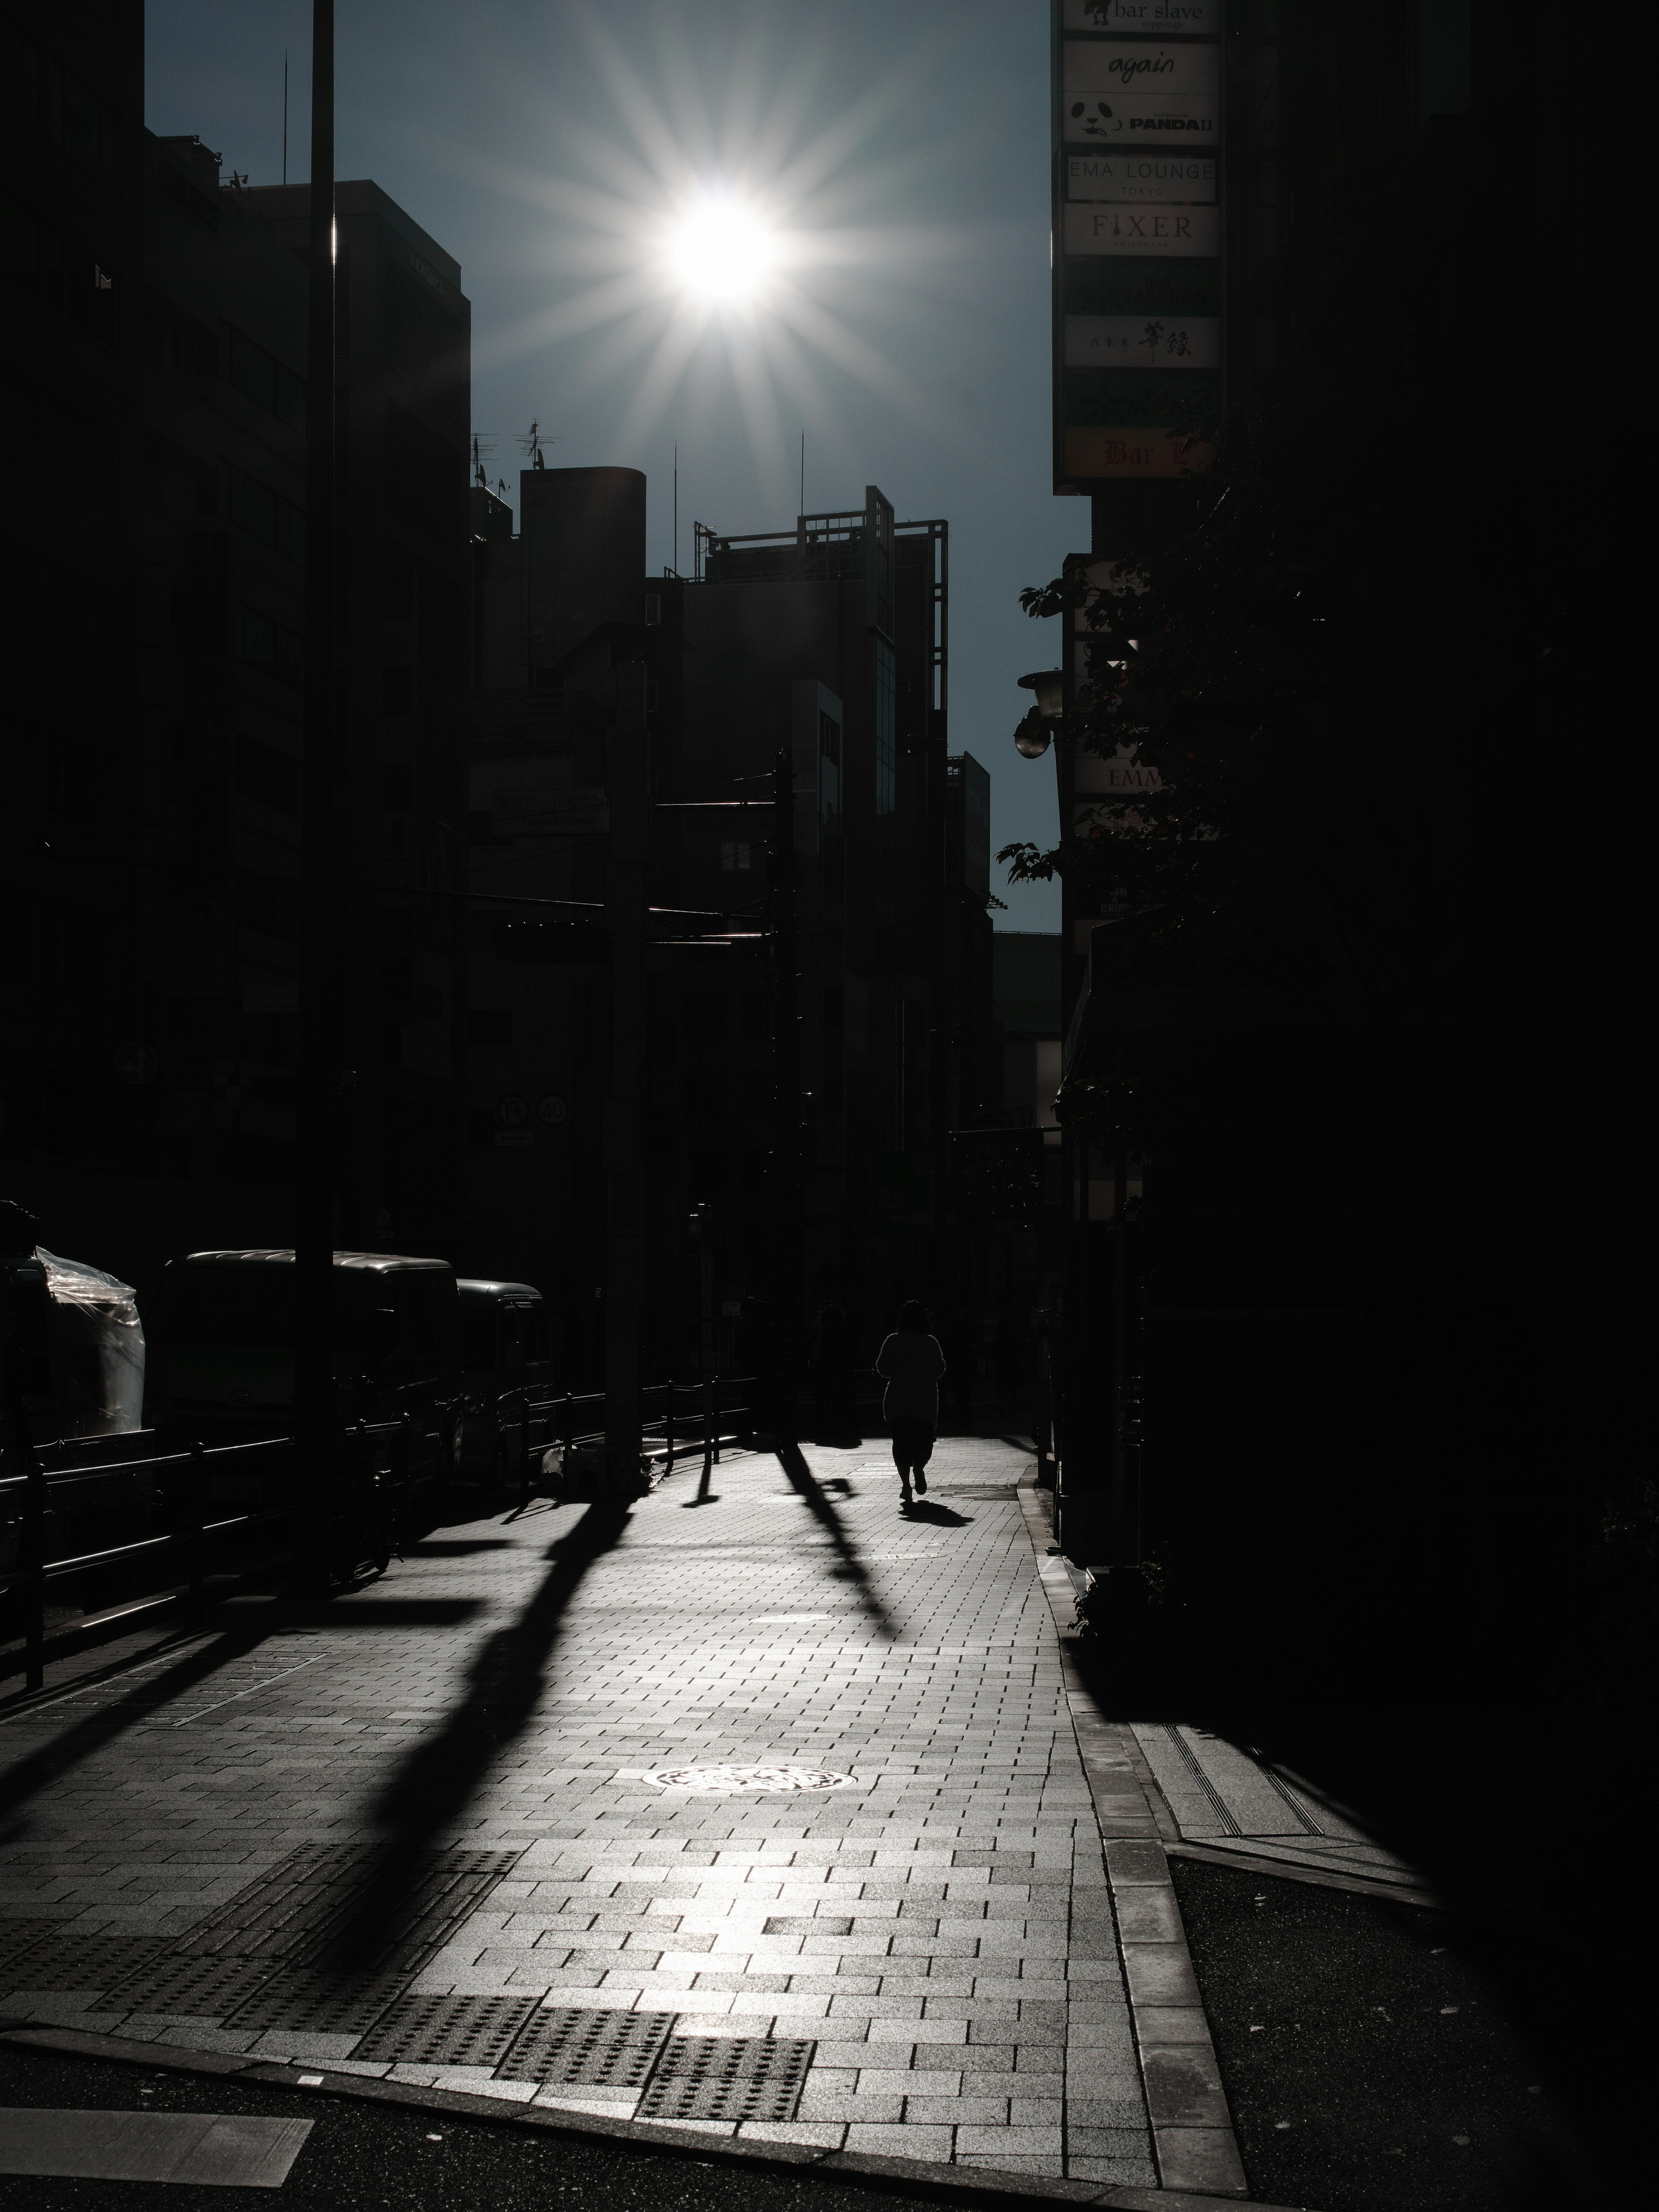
[0,191,118,349]
[643,594,662,626]
[225,324,305,430]
[4,25,117,180]
[873,637,896,815]
[719,841,751,873]
[226,464,304,562]
[233,604,302,687]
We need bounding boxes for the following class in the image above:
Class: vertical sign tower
[1052,0,1224,503]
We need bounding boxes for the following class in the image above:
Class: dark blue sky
[146,1,1077,931]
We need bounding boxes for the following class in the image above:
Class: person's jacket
[876,1331,946,1422]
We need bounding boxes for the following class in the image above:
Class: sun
[667,197,777,302]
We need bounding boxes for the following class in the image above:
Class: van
[143,1249,464,1489]
[457,1279,557,1481]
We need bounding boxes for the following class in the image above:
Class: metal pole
[188,1438,206,1624]
[9,1399,46,1693]
[295,0,337,1585]
[521,1392,531,1502]
[701,1227,715,1487]
[603,663,648,1495]
[771,747,801,1445]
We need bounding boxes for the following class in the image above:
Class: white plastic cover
[37,1249,146,1438]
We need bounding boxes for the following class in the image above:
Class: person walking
[876,1299,946,1512]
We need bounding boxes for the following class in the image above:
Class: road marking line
[171,1656,326,1727]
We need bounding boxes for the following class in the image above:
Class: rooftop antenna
[282,50,289,186]
[519,420,552,470]
[800,429,805,524]
[673,442,678,577]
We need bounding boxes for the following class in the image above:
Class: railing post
[521,1392,531,1503]
[18,1420,46,1694]
[712,1373,722,1466]
[665,1376,675,1466]
[188,1438,207,1625]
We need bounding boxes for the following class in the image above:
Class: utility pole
[295,0,336,1578]
[689,1201,716,1500]
[603,664,648,1494]
[771,747,802,1442]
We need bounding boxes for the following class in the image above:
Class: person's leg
[891,1425,913,1508]
[912,1427,932,1494]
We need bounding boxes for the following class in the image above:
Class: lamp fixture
[1018,669,1066,719]
[1013,668,1065,759]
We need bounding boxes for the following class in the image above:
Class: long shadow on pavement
[328,1497,632,1968]
[774,1439,896,1641]
[0,1609,292,1833]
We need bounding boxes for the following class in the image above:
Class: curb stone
[0,2024,1316,2212]
[1013,1476,1249,2203]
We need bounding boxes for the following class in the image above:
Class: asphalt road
[1168,1858,1595,2212]
[0,2045,946,2212]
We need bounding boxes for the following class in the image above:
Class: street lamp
[1014,669,1065,759]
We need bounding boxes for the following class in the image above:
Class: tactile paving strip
[353,1993,539,2069]
[222,1967,410,2034]
[497,2004,678,2088]
[178,1844,521,1974]
[0,1921,67,1981]
[94,1954,276,2016]
[178,1843,372,1960]
[637,2036,816,2124]
[0,1931,170,1993]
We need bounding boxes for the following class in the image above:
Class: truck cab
[456,1278,556,1482]
[142,1249,464,1491]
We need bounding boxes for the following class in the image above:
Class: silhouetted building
[0,2,472,1294]
[1,4,149,1273]
[245,180,472,1260]
[463,474,995,1389]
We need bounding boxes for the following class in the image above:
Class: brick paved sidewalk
[0,1438,1159,2189]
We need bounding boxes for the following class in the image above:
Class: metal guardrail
[0,1433,297,1694]
[0,1379,765,1690]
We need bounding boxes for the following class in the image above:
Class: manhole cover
[499,2004,678,2088]
[645,1764,854,1793]
[639,2035,815,2123]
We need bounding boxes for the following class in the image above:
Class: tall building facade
[0,0,471,1293]
[245,181,472,1261]
[1,1,152,1276]
[463,473,995,1391]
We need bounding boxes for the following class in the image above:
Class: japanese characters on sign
[1054,0,1224,486]
[1064,315,1220,369]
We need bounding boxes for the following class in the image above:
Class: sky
[145,0,1077,932]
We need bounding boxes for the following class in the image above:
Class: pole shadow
[0,1608,293,1832]
[327,1497,632,1967]
[774,1438,895,1641]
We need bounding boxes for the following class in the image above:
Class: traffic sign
[496,1092,530,1128]
[537,1091,569,1128]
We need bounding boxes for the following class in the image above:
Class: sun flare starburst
[667,198,777,302]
